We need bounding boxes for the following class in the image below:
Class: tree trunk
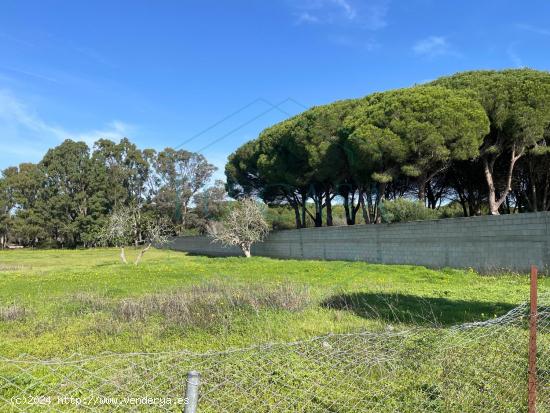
[528,159,538,212]
[359,193,371,224]
[426,183,437,209]
[373,183,387,224]
[543,171,550,211]
[242,245,251,258]
[293,204,302,229]
[343,189,358,225]
[483,156,498,214]
[483,149,521,215]
[134,243,151,265]
[300,192,311,228]
[182,201,189,228]
[313,192,323,227]
[418,178,426,204]
[120,247,128,264]
[325,190,333,226]
[343,195,352,225]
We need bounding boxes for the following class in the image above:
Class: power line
[195,98,304,154]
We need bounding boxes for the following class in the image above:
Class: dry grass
[69,292,109,315]
[114,282,310,328]
[0,304,29,321]
[0,264,29,272]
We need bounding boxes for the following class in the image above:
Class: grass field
[0,247,547,358]
[1,249,549,412]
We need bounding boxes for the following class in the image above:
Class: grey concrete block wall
[168,212,550,273]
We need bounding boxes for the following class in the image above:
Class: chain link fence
[0,297,548,412]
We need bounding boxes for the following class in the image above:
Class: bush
[266,205,299,230]
[438,202,465,219]
[380,199,441,223]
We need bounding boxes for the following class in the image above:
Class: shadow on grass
[321,292,517,327]
[184,252,238,258]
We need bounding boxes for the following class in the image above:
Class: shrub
[438,202,466,219]
[0,304,29,322]
[380,199,440,223]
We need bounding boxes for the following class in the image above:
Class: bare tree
[101,206,171,265]
[101,207,133,264]
[207,198,269,258]
[134,218,172,265]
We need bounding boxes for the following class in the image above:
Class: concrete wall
[169,212,550,273]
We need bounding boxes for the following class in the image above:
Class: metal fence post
[528,265,538,413]
[184,370,200,413]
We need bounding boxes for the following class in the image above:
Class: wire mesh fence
[0,297,548,412]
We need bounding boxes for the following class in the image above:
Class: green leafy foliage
[0,139,217,248]
[380,199,441,223]
[226,69,550,225]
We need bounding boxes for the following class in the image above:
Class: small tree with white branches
[207,198,269,258]
[101,206,171,265]
[101,207,133,264]
[134,218,172,265]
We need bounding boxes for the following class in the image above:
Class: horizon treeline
[0,138,227,248]
[226,69,550,228]
[2,68,550,248]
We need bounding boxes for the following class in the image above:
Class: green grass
[1,248,549,412]
[0,248,547,358]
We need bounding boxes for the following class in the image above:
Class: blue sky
[1,0,549,180]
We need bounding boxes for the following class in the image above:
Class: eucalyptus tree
[92,138,152,211]
[40,139,109,247]
[193,179,228,230]
[0,174,12,248]
[154,148,216,229]
[3,163,47,246]
[432,69,550,214]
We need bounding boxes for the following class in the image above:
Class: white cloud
[332,0,357,20]
[364,38,381,51]
[328,34,381,51]
[72,121,133,147]
[361,1,388,30]
[516,23,550,36]
[412,36,458,58]
[507,42,525,68]
[296,12,321,24]
[292,0,388,30]
[0,90,67,141]
[0,90,134,165]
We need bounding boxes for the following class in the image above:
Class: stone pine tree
[432,69,550,214]
[346,86,490,204]
[207,198,269,258]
